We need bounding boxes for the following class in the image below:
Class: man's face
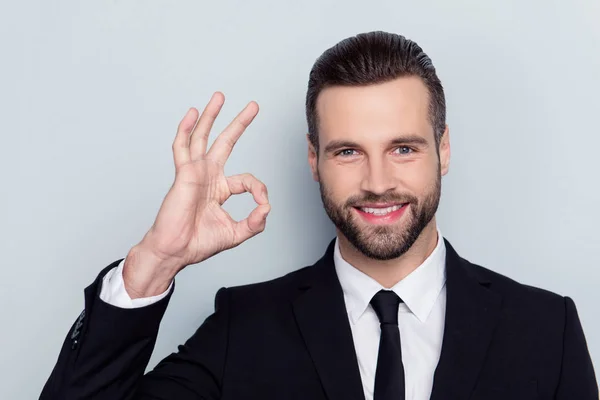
[308,76,450,260]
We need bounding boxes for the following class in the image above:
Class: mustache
[345,192,418,208]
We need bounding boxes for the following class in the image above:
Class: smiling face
[308,76,450,260]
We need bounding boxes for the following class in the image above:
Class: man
[40,31,597,400]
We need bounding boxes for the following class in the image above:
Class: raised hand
[123,92,270,298]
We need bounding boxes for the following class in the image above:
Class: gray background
[1,0,598,397]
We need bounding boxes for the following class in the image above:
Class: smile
[352,203,409,225]
[358,204,404,215]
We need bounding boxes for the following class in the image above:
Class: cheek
[319,165,360,197]
[397,159,439,193]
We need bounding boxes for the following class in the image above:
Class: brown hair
[305,31,446,154]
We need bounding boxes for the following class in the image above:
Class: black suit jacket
[40,239,597,399]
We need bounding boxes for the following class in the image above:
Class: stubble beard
[319,166,441,261]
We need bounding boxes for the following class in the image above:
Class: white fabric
[100,229,446,400]
[99,257,172,308]
[334,228,446,400]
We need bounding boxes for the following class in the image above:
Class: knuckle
[222,134,236,147]
[246,224,257,235]
[172,137,184,148]
[234,117,248,129]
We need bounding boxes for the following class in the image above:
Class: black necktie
[370,289,405,400]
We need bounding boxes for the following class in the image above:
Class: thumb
[232,203,271,245]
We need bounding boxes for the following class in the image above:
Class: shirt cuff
[99,258,173,309]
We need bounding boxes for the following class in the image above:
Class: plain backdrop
[1,0,598,398]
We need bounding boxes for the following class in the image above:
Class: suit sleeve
[554,296,598,399]
[39,259,231,400]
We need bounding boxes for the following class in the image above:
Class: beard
[319,165,441,261]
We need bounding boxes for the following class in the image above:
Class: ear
[306,134,319,182]
[439,125,451,176]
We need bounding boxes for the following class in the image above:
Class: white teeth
[360,204,403,215]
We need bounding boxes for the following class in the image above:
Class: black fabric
[40,239,598,400]
[370,290,405,400]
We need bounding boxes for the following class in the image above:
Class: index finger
[207,101,259,163]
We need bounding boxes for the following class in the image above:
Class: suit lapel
[291,237,502,400]
[430,239,503,400]
[292,240,365,400]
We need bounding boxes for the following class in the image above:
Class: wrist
[123,243,181,299]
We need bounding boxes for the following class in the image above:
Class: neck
[336,218,439,288]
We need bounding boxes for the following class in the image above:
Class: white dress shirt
[99,258,172,308]
[334,229,447,400]
[100,229,447,400]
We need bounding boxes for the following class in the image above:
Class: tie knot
[370,290,402,325]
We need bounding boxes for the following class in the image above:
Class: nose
[360,157,397,195]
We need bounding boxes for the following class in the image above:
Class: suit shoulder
[465,259,566,306]
[222,264,313,302]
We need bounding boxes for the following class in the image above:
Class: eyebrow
[323,134,430,154]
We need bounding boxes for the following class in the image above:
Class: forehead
[315,76,433,143]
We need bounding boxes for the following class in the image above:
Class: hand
[124,92,270,298]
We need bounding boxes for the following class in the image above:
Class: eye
[394,146,414,155]
[336,149,359,157]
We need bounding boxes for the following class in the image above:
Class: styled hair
[305,31,446,153]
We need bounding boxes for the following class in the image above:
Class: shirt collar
[334,228,447,324]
